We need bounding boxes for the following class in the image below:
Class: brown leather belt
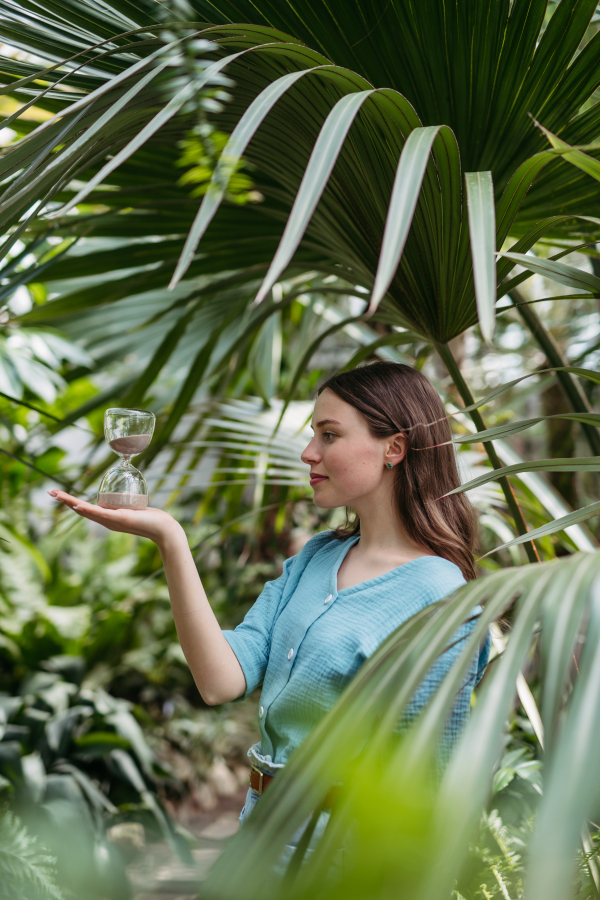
[250,765,275,793]
[250,765,339,807]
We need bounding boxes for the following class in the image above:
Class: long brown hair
[318,362,478,581]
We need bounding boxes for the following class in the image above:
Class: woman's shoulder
[275,531,339,590]
[296,529,339,558]
[285,529,341,571]
[402,554,466,597]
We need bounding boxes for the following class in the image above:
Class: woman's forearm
[158,524,247,705]
[48,491,246,706]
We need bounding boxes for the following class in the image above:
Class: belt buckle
[251,765,264,793]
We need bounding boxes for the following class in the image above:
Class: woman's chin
[311,489,342,510]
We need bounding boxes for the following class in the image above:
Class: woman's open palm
[49,490,181,544]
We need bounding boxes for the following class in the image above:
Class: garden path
[129,787,247,898]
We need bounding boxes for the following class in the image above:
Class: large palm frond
[202,550,600,900]
[1,3,599,537]
[4,0,600,360]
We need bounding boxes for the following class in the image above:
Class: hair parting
[318,361,479,581]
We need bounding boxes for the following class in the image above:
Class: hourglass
[97,408,155,509]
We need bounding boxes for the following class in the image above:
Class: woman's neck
[349,489,429,562]
[337,494,432,590]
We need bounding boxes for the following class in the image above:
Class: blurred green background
[1,1,600,898]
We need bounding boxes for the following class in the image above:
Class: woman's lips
[310,474,328,486]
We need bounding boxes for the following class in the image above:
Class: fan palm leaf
[3,0,599,356]
[1,4,597,544]
[2,0,599,549]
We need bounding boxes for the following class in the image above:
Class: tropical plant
[1,0,600,557]
[202,550,600,900]
[2,0,600,897]
[0,444,262,896]
[0,806,63,900]
[0,655,196,897]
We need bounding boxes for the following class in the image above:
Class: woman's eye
[323,432,336,442]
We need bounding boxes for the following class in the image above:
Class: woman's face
[301,388,406,509]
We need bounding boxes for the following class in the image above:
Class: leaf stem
[436,341,539,564]
[511,288,600,456]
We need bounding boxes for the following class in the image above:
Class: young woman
[50,362,489,825]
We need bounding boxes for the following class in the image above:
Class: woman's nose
[301,437,320,465]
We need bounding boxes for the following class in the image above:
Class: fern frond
[0,808,63,900]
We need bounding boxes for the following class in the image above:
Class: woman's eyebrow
[315,418,341,428]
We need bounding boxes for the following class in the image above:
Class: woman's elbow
[193,664,247,706]
[201,690,223,707]
[199,685,244,706]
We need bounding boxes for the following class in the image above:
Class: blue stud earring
[386,462,394,469]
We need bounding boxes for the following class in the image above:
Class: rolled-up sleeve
[222,555,296,699]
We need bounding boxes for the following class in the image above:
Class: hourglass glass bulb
[98,408,155,509]
[108,434,152,456]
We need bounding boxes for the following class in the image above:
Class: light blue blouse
[223,531,489,766]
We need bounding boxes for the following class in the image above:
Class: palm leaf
[465,171,497,342]
[499,250,600,294]
[201,551,600,900]
[4,3,590,366]
[448,456,600,495]
[478,501,600,558]
[253,89,376,306]
[452,412,600,444]
[2,0,598,442]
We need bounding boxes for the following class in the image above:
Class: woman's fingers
[48,491,135,533]
[49,489,129,530]
[48,488,179,542]
[49,489,98,515]
[48,489,81,509]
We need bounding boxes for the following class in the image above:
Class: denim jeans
[238,743,283,826]
[239,744,340,874]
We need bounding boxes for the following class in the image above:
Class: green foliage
[0,466,262,895]
[0,461,274,889]
[202,552,600,900]
[0,1,600,898]
[0,0,595,411]
[177,130,261,203]
[0,657,194,894]
[457,809,528,900]
[0,0,597,562]
[0,806,62,900]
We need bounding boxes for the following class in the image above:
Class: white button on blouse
[324,594,333,604]
[259,706,264,718]
[288,648,294,660]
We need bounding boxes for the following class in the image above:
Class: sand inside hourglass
[108,434,151,455]
[98,492,148,510]
[100,434,152,508]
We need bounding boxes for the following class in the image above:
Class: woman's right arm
[49,491,247,705]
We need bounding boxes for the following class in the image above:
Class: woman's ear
[384,433,408,468]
